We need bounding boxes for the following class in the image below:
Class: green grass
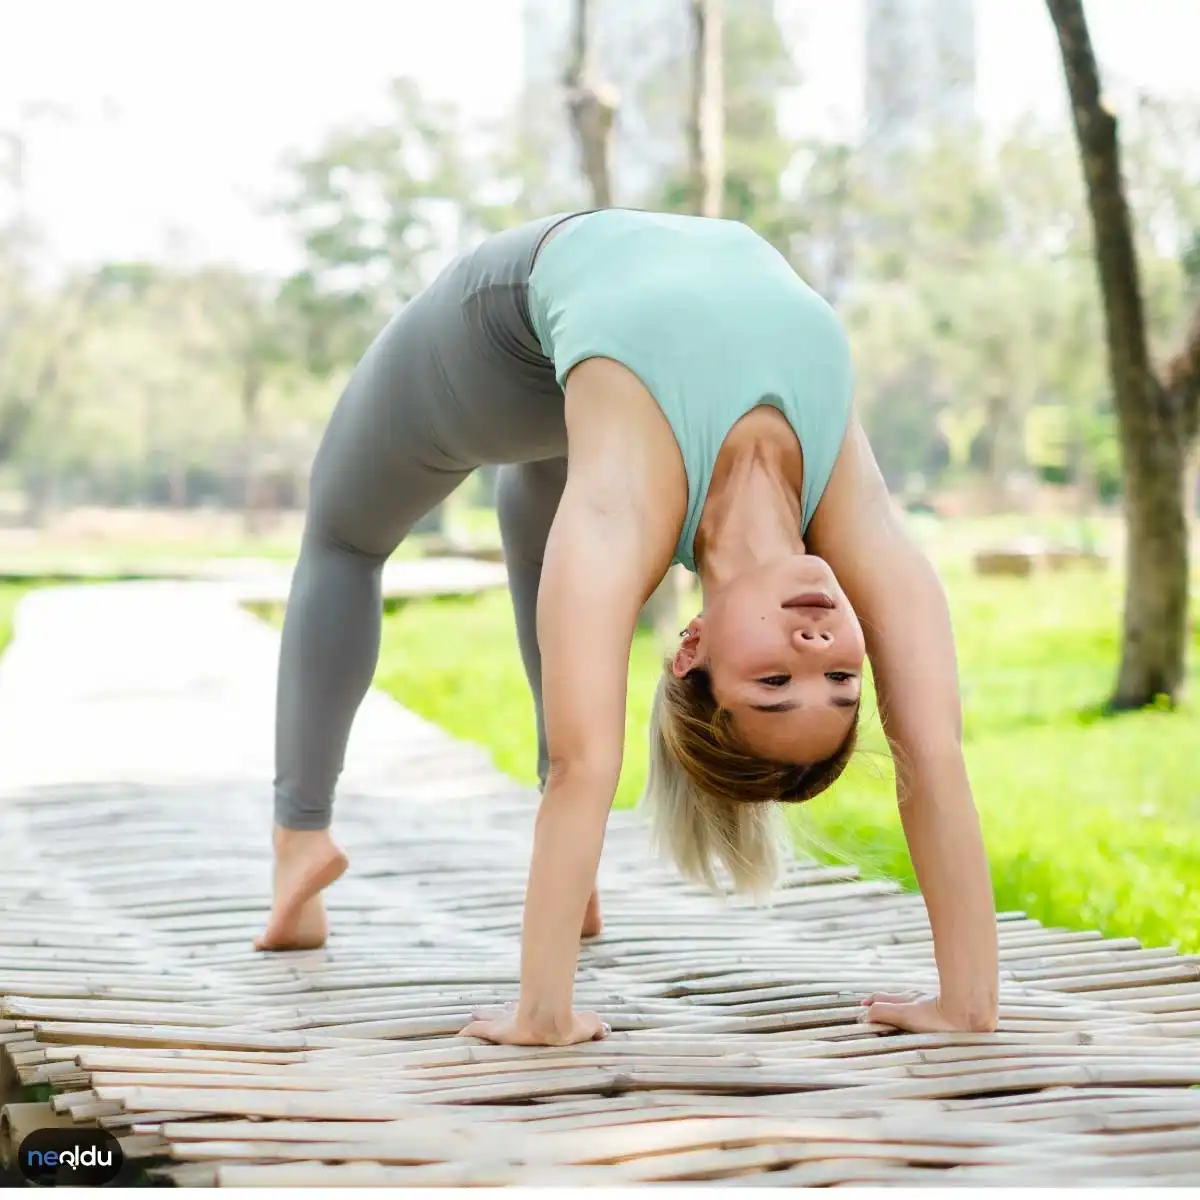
[0,582,30,656]
[4,534,1194,955]
[367,563,1200,954]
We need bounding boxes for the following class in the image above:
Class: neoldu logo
[18,1128,124,1187]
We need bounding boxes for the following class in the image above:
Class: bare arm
[463,359,684,1045]
[514,487,659,1034]
[809,417,998,1031]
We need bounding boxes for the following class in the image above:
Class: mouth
[782,591,835,611]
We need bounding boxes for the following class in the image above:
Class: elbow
[544,753,621,795]
[537,756,619,839]
[895,736,968,797]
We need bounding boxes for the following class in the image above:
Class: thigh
[305,301,475,558]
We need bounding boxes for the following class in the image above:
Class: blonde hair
[641,663,858,900]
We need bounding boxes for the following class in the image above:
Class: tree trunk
[687,0,725,219]
[982,391,1010,514]
[1046,0,1190,709]
[0,272,101,473]
[563,0,618,209]
[1185,450,1199,538]
[1166,298,1200,539]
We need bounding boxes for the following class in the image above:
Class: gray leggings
[274,214,581,829]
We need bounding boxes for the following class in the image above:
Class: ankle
[272,825,333,855]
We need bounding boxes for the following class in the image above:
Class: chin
[789,553,834,583]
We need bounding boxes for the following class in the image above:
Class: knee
[301,502,390,565]
[303,460,403,563]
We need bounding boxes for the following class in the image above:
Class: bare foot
[581,887,603,939]
[255,827,348,951]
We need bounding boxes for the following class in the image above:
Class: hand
[459,1002,611,1046]
[861,992,994,1034]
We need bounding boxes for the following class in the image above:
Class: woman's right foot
[255,827,348,951]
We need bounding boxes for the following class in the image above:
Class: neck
[693,439,804,600]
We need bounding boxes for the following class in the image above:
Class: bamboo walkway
[1,580,1199,1187]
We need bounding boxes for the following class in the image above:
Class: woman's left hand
[861,992,993,1034]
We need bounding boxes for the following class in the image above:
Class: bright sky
[784,0,1200,139]
[2,0,1197,274]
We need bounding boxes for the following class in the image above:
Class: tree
[652,0,795,247]
[71,262,244,509]
[687,0,725,220]
[1046,0,1200,708]
[191,268,301,534]
[0,122,104,496]
[278,78,483,375]
[279,78,492,538]
[563,0,619,208]
[840,123,1115,509]
[786,139,864,308]
[715,0,794,245]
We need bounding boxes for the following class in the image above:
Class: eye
[826,671,855,683]
[758,674,790,687]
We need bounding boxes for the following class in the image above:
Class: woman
[258,208,999,1045]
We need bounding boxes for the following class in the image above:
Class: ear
[670,617,704,678]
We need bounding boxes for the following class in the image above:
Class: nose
[792,628,833,649]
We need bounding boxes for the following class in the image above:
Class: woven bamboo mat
[1,581,1199,1187]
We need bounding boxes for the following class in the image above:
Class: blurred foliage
[0,9,1197,527]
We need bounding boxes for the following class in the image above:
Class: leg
[495,458,567,792]
[496,458,602,938]
[259,311,472,950]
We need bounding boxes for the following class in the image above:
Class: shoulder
[805,412,897,558]
[559,357,687,549]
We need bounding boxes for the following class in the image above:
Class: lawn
[370,561,1200,954]
[3,529,1195,956]
[0,582,29,657]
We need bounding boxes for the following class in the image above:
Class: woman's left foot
[255,827,348,951]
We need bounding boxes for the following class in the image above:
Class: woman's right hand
[460,1002,610,1046]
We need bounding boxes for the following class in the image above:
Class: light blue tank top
[527,209,854,572]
